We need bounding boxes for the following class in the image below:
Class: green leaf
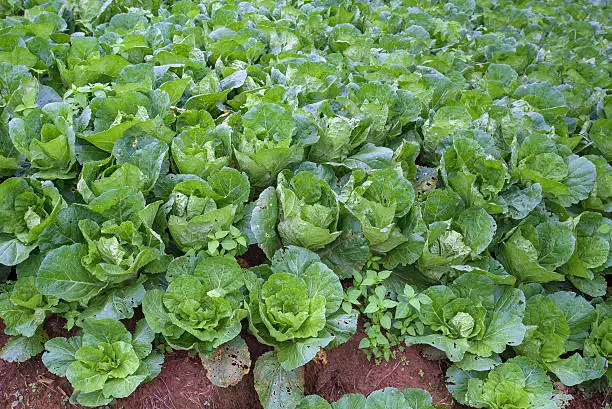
[142,289,170,333]
[0,237,35,266]
[547,354,607,387]
[254,351,305,409]
[297,395,331,409]
[453,208,496,255]
[36,244,105,304]
[277,335,334,371]
[131,319,156,359]
[78,282,145,323]
[0,331,47,362]
[42,337,81,376]
[547,291,596,351]
[81,318,132,346]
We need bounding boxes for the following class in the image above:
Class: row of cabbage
[0,0,609,408]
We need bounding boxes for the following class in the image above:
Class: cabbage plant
[165,167,250,253]
[246,246,357,370]
[0,177,64,265]
[142,254,246,352]
[9,102,76,179]
[405,273,526,364]
[447,357,563,409]
[232,103,318,190]
[0,276,58,338]
[297,387,439,409]
[42,318,162,407]
[513,288,606,386]
[251,169,341,256]
[171,114,232,179]
[499,213,575,284]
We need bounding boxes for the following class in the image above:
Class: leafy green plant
[171,113,232,179]
[584,300,612,385]
[77,134,169,202]
[42,318,162,407]
[345,269,429,361]
[339,167,424,269]
[246,246,357,371]
[0,177,64,265]
[142,254,246,352]
[232,103,318,190]
[0,0,610,405]
[164,167,250,254]
[9,102,76,179]
[560,211,611,297]
[439,131,542,219]
[513,287,606,386]
[298,387,443,409]
[35,189,164,306]
[0,276,58,361]
[514,134,596,207]
[585,301,612,362]
[498,212,575,284]
[251,169,341,256]
[447,357,564,409]
[405,273,526,365]
[416,188,507,284]
[0,276,57,337]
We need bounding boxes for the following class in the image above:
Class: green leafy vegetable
[0,177,64,265]
[246,246,356,370]
[447,357,562,409]
[405,273,526,364]
[142,254,246,352]
[42,319,162,407]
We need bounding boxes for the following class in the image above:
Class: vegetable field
[0,0,610,408]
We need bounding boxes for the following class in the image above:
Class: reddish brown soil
[0,318,82,409]
[118,332,269,409]
[560,385,611,409]
[118,352,259,409]
[304,329,457,407]
[567,392,611,409]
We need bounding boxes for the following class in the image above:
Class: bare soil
[304,327,457,407]
[566,392,611,409]
[0,318,81,409]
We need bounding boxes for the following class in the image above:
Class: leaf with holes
[200,336,251,387]
[254,351,304,409]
